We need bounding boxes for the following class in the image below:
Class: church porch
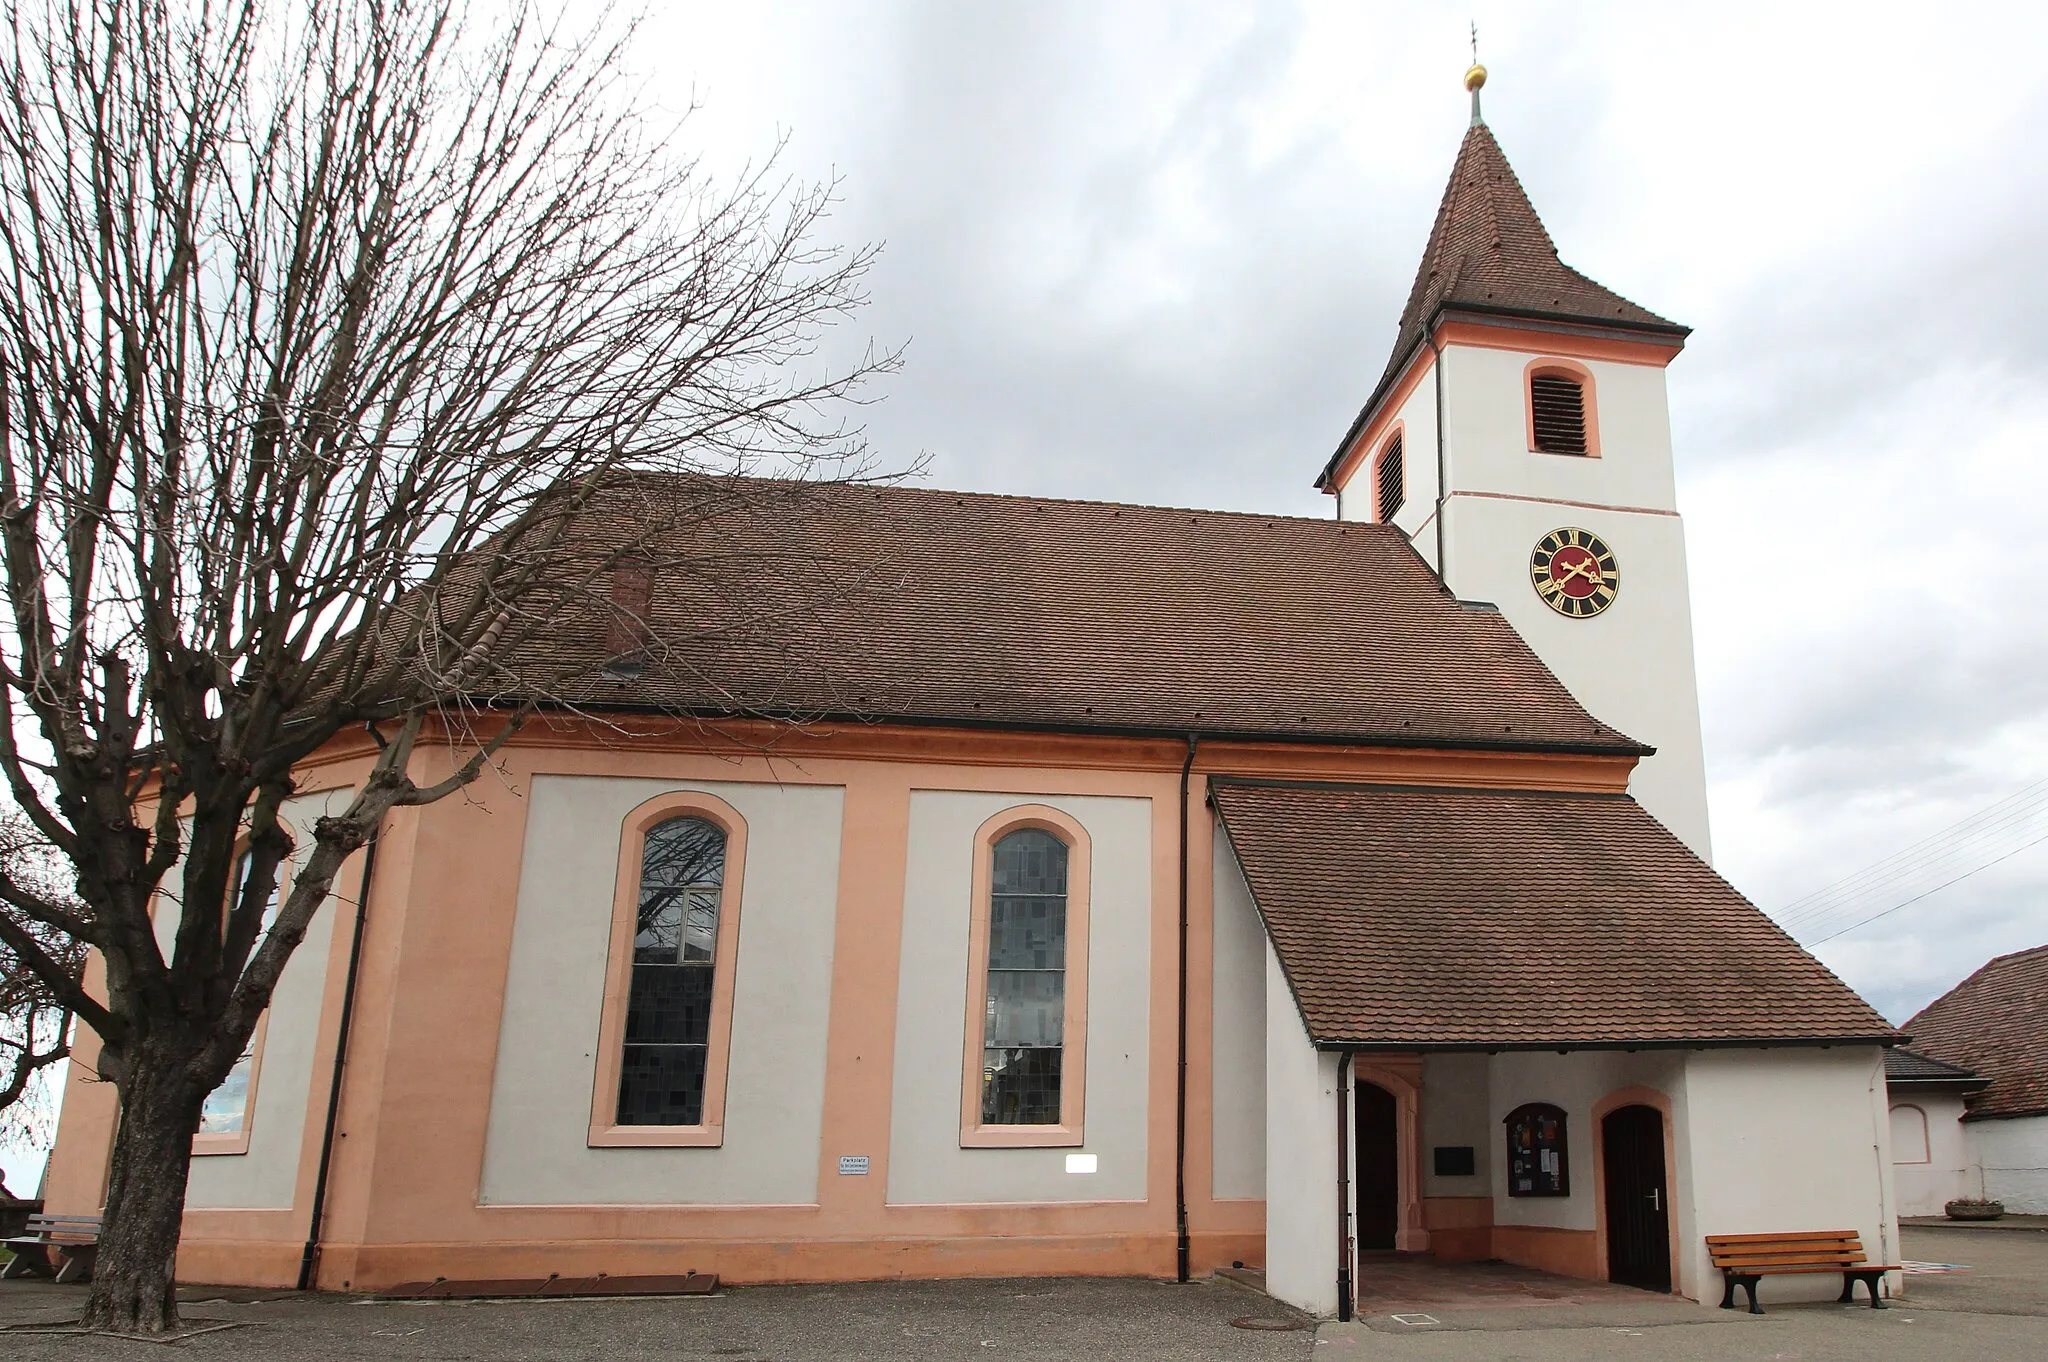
[1214,777,1901,1318]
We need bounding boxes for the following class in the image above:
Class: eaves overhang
[1315,303,1693,492]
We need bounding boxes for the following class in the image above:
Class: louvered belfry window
[1530,372,1589,455]
[1376,434,1405,521]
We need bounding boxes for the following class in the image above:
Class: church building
[42,69,1901,1316]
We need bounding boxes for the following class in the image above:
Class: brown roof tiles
[1904,945,2048,1119]
[1321,121,1686,489]
[508,477,1643,752]
[1210,778,1894,1048]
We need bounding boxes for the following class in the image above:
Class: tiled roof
[1883,1047,1983,1086]
[1321,121,1686,489]
[496,477,1643,752]
[1209,778,1894,1047]
[1904,945,2048,1119]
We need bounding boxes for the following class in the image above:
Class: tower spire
[1465,23,1487,126]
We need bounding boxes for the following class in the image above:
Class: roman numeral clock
[1530,528,1618,618]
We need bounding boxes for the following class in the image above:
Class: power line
[1774,777,2048,943]
[1776,778,2048,926]
[1806,829,2048,946]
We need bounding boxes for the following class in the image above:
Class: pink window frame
[588,789,749,1148]
[1373,422,1408,522]
[191,1012,271,1157]
[1889,1103,1931,1164]
[1524,357,1602,458]
[190,842,289,1157]
[960,804,1092,1149]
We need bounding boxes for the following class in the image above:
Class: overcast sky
[646,0,2048,1024]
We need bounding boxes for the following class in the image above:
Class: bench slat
[1720,1264,1901,1277]
[1706,1230,1863,1245]
[1713,1253,1866,1268]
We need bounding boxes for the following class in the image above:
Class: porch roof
[1209,778,1896,1050]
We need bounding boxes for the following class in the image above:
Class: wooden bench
[2,1214,104,1284]
[1706,1230,1896,1314]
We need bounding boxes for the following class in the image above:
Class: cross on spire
[1465,23,1487,127]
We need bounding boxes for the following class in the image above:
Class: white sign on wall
[837,1155,870,1176]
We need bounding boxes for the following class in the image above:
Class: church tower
[1318,65,1711,858]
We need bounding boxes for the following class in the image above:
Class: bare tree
[1,812,83,1186]
[0,0,895,1332]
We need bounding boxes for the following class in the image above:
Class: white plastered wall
[1419,1052,1491,1199]
[1263,939,1337,1316]
[1335,339,1712,860]
[1435,342,1709,859]
[1488,1050,1698,1297]
[886,790,1151,1206]
[1682,1048,1897,1302]
[1336,358,1443,551]
[1888,1092,1971,1217]
[1210,829,1266,1201]
[1439,346,1679,511]
[478,775,842,1206]
[179,790,349,1211]
[1440,494,1710,857]
[1972,1114,2048,1212]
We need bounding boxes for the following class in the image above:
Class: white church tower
[1319,65,1711,859]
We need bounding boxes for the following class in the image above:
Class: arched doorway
[1354,1081,1399,1251]
[1601,1104,1671,1291]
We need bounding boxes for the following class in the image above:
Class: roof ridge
[1209,774,1631,801]
[798,476,1417,533]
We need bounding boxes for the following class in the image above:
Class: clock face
[1530,528,1619,618]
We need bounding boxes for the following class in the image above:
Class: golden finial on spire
[1465,21,1486,124]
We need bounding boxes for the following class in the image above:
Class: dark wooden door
[1602,1104,1671,1291]
[1355,1081,1399,1252]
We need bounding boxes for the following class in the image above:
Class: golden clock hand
[1548,557,1594,588]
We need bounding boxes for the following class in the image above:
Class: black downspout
[1428,328,1449,583]
[296,821,381,1292]
[1336,1051,1353,1321]
[1175,734,1197,1283]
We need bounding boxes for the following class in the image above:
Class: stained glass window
[617,816,727,1126]
[982,827,1067,1125]
[199,853,280,1137]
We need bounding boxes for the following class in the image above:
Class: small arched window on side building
[1528,364,1595,456]
[1376,432,1405,522]
[1889,1104,1931,1164]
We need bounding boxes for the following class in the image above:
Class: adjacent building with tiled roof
[42,63,1903,1321]
[1885,950,2048,1217]
[1906,945,2048,1120]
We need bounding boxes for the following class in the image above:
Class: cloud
[640,1,2048,1022]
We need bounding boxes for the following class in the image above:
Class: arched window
[962,806,1091,1146]
[195,849,282,1154]
[1376,433,1405,521]
[1889,1104,1931,1164]
[1529,370,1590,455]
[981,828,1069,1125]
[616,815,729,1127]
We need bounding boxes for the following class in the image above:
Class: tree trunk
[79,1050,207,1334]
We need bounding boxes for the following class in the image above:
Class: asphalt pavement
[0,1225,2041,1359]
